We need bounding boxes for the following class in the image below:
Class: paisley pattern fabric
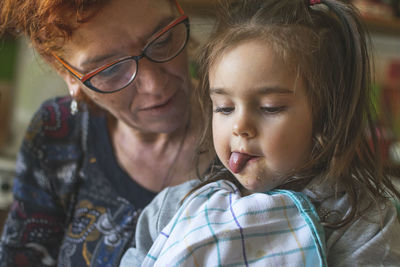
[0,97,156,267]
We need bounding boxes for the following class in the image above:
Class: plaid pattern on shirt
[142,180,327,267]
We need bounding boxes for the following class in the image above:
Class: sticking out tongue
[229,152,251,173]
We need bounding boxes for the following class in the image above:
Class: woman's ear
[61,73,83,115]
[62,72,81,97]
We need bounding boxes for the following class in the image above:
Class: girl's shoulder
[304,177,400,265]
[326,197,400,265]
[136,179,202,236]
[135,179,249,247]
[304,176,399,226]
[126,179,202,265]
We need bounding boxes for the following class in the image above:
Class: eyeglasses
[53,1,189,94]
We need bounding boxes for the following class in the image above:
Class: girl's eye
[214,106,234,115]
[260,106,286,114]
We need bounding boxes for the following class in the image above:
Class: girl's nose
[232,113,256,138]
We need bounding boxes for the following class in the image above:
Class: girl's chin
[237,178,272,194]
[236,175,285,194]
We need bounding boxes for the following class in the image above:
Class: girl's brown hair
[194,0,400,228]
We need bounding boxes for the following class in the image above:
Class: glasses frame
[53,0,189,94]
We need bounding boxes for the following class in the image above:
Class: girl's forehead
[211,40,294,77]
[211,36,291,67]
[209,40,305,97]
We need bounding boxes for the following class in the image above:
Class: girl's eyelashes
[213,106,234,115]
[260,106,286,114]
[213,105,286,115]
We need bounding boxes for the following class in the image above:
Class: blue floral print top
[0,96,156,267]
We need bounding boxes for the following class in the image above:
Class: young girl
[120,0,400,265]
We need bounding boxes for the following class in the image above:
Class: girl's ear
[313,133,324,151]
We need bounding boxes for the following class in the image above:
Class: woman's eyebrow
[81,54,120,70]
[80,16,174,69]
[147,16,174,40]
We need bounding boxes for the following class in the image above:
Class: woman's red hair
[0,0,109,60]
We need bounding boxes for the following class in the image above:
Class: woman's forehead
[71,0,172,41]
[61,0,175,70]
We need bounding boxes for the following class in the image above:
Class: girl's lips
[229,152,259,173]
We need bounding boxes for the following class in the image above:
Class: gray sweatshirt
[121,178,400,266]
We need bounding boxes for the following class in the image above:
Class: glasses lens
[89,59,137,92]
[145,21,188,63]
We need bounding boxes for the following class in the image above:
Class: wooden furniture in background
[180,0,400,37]
[0,36,18,150]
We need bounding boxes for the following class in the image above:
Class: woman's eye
[99,64,123,78]
[260,106,286,114]
[152,32,172,47]
[214,107,234,115]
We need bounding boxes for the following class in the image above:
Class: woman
[0,0,212,266]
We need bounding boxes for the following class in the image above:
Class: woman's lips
[229,152,259,173]
[141,94,174,110]
[139,92,177,113]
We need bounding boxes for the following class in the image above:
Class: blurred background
[0,0,399,223]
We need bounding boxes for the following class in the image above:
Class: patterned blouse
[0,97,157,267]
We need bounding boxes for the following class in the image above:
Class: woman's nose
[134,58,167,94]
[232,112,256,138]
